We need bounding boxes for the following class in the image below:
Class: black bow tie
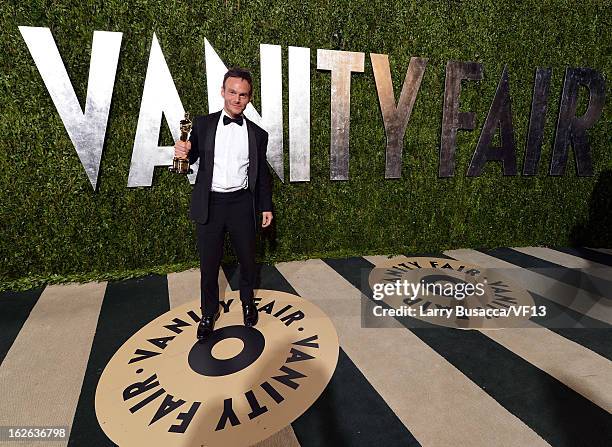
[223,115,243,126]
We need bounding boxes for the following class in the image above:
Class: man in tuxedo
[174,67,273,342]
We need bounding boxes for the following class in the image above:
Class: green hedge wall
[1,0,610,290]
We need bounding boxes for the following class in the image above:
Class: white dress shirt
[211,109,249,192]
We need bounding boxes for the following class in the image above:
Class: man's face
[221,77,252,117]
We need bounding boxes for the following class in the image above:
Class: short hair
[223,67,253,95]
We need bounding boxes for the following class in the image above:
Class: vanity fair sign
[19,26,607,190]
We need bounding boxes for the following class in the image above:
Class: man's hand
[261,211,273,228]
[174,140,191,159]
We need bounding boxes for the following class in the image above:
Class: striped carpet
[0,247,610,447]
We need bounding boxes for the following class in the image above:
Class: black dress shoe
[197,309,220,342]
[242,301,258,327]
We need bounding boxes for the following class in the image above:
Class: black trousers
[196,188,256,317]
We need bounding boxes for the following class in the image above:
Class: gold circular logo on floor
[368,257,535,329]
[95,290,339,446]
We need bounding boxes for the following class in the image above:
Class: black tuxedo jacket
[187,110,273,225]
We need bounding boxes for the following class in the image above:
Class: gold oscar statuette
[169,112,193,174]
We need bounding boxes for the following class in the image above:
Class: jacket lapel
[203,111,221,188]
[246,118,258,192]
